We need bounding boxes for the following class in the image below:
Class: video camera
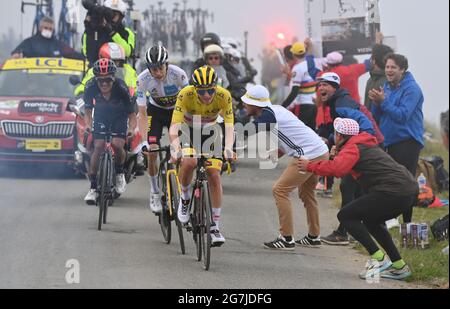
[82,0,115,31]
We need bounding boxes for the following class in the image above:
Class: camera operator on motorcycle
[84,59,137,205]
[82,0,136,66]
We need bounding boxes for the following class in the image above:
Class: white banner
[305,0,380,57]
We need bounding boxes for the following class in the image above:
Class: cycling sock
[149,176,159,194]
[212,207,221,230]
[181,184,191,200]
[89,175,97,189]
[115,164,124,174]
[371,250,385,262]
[392,259,406,270]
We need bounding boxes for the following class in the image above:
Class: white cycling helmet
[104,0,127,16]
[203,44,224,57]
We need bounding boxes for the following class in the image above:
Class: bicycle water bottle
[417,173,427,193]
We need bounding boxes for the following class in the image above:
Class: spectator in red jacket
[298,118,417,281]
[323,52,370,104]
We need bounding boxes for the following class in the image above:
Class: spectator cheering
[364,43,394,111]
[323,51,370,103]
[370,53,424,223]
[299,118,417,281]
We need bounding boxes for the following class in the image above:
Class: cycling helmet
[145,45,169,68]
[103,0,127,16]
[192,66,218,88]
[98,42,126,61]
[200,32,221,51]
[93,58,117,76]
[203,44,224,57]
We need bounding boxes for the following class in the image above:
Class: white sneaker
[84,189,97,205]
[115,173,126,194]
[149,192,162,213]
[359,255,392,280]
[177,198,190,224]
[210,229,226,247]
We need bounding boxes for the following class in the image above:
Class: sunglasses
[197,88,216,96]
[207,56,221,61]
[96,77,115,84]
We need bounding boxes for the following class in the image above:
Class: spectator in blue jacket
[369,53,424,223]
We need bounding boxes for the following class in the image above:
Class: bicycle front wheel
[159,168,171,244]
[201,182,212,271]
[170,173,185,255]
[97,155,108,230]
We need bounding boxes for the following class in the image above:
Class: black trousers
[338,192,414,262]
[386,139,422,223]
[336,174,363,236]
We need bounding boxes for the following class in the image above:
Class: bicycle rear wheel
[170,173,185,255]
[159,167,171,244]
[201,182,212,271]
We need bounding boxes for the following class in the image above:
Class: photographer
[82,0,135,66]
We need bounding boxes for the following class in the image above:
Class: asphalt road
[0,154,410,289]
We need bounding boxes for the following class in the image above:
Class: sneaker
[210,229,226,247]
[115,173,127,194]
[321,231,350,246]
[315,182,325,191]
[322,190,333,198]
[380,264,412,281]
[149,192,162,213]
[263,236,295,251]
[295,235,321,248]
[359,256,393,279]
[177,198,190,224]
[84,189,97,205]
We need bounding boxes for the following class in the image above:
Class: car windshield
[0,69,81,98]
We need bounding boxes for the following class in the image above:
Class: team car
[0,57,86,168]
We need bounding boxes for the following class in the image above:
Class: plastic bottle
[417,173,427,193]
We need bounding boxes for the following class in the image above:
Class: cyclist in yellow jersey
[169,66,235,247]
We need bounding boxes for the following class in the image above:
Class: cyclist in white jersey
[136,45,189,213]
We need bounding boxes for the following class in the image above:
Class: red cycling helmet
[93,58,117,77]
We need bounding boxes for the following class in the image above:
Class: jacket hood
[330,88,350,101]
[338,132,378,150]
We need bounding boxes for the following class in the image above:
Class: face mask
[41,29,53,39]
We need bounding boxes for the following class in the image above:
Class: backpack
[425,156,449,192]
[416,156,449,192]
[431,215,449,241]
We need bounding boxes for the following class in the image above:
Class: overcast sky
[1,0,448,124]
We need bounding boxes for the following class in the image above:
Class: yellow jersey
[172,85,234,127]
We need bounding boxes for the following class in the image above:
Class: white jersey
[290,60,317,106]
[136,64,189,110]
[254,105,328,160]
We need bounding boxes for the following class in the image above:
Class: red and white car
[0,57,85,167]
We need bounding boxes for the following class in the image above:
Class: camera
[82,0,115,31]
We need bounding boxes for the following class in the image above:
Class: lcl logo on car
[35,116,45,124]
